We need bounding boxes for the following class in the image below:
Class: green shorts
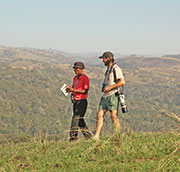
[99,94,119,111]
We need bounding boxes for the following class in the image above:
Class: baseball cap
[99,51,114,59]
[72,62,85,69]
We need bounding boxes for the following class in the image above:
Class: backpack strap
[112,64,124,92]
[113,67,117,83]
[112,64,119,83]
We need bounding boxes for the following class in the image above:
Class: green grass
[0,132,179,172]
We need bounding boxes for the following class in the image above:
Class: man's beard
[104,59,111,66]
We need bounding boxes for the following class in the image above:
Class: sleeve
[115,66,124,79]
[83,75,90,90]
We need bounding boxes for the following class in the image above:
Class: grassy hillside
[0,47,180,137]
[0,133,179,171]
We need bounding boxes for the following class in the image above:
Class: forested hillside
[0,46,180,138]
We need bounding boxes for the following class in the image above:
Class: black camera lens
[122,106,128,113]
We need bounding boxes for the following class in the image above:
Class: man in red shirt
[66,62,93,141]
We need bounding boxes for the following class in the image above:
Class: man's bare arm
[103,77,125,93]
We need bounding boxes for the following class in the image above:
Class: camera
[119,92,128,113]
[101,83,106,92]
[116,90,128,113]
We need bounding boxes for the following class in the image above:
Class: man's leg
[69,102,79,141]
[110,110,120,137]
[78,99,93,139]
[69,115,79,141]
[93,109,106,140]
[79,117,93,139]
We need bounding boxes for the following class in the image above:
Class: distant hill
[164,54,180,59]
[1,46,180,67]
[116,55,180,69]
[0,46,73,65]
[0,46,104,66]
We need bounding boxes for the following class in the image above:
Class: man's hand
[103,78,125,93]
[103,86,112,93]
[66,86,74,93]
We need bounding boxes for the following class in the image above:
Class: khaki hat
[72,62,85,69]
[99,51,114,59]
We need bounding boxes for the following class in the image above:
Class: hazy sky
[0,0,180,55]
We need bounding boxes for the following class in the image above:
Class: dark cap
[99,51,114,59]
[72,61,85,69]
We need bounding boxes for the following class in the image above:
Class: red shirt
[72,73,89,100]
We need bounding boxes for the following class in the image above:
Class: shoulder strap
[113,64,124,91]
[112,64,117,83]
[113,68,117,83]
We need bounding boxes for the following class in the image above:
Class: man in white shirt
[93,51,126,140]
